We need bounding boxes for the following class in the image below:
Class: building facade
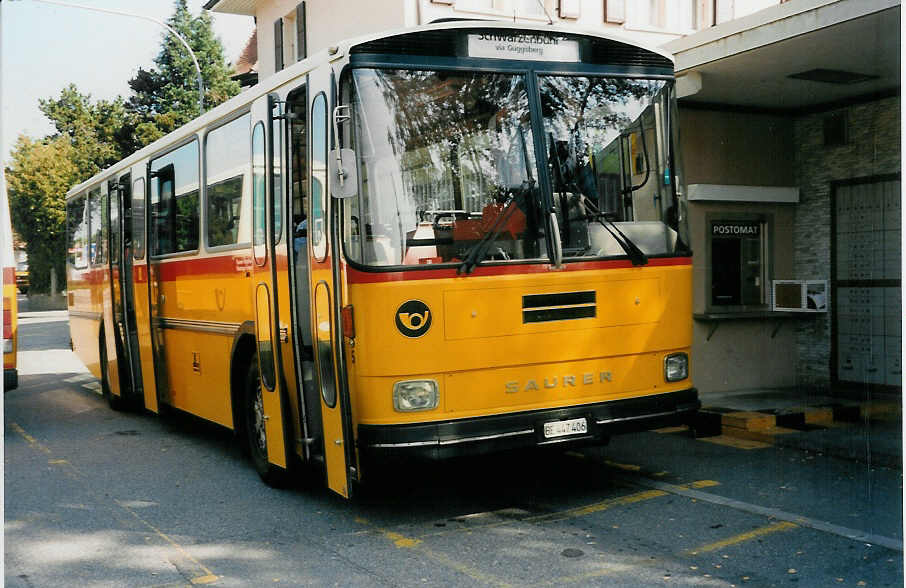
[665,0,900,394]
[206,0,788,79]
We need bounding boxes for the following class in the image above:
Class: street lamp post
[27,0,206,114]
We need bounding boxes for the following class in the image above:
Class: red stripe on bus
[150,254,256,281]
[346,257,692,283]
[2,267,14,285]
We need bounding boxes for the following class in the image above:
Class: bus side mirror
[328,148,358,199]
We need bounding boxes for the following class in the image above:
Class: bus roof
[65,20,673,200]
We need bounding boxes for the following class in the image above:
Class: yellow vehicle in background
[15,256,28,294]
[2,173,17,391]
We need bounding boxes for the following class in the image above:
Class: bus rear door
[249,98,292,478]
[99,183,126,404]
[107,174,142,407]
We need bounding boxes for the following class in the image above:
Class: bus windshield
[343,68,686,268]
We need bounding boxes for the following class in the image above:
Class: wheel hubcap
[253,383,267,454]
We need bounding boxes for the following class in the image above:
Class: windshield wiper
[459,125,536,275]
[457,189,526,275]
[547,136,647,267]
[583,199,648,266]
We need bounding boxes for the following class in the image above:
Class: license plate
[543,417,588,439]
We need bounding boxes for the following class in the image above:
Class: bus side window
[88,187,105,266]
[67,195,89,270]
[252,122,267,264]
[133,178,146,260]
[150,140,200,256]
[311,93,327,261]
[108,180,120,265]
[271,100,283,244]
[206,114,252,248]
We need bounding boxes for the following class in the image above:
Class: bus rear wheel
[243,361,288,487]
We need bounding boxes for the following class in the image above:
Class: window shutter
[296,3,307,61]
[274,18,284,72]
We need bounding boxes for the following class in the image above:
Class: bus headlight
[393,380,439,412]
[664,353,688,382]
[2,339,11,354]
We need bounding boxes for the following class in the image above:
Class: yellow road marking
[359,521,510,587]
[116,500,218,584]
[10,422,51,454]
[528,489,668,523]
[688,521,798,554]
[699,435,771,450]
[416,545,514,588]
[531,569,614,586]
[686,480,720,489]
[381,530,422,548]
[603,459,642,472]
[654,426,689,434]
[11,420,218,585]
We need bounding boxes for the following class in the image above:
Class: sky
[1,0,255,161]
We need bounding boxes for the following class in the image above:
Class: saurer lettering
[505,371,613,394]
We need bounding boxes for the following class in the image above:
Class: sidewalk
[695,387,903,469]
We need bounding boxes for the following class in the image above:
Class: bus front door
[309,89,354,498]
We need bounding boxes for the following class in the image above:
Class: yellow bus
[2,169,17,391]
[66,22,696,498]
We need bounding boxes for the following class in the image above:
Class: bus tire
[243,360,288,487]
[99,331,126,412]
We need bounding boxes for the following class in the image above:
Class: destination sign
[467,33,580,62]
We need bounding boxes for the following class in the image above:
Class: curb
[699,400,901,435]
[693,401,902,468]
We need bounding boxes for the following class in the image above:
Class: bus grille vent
[522,291,596,323]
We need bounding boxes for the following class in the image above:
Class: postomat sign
[712,222,760,236]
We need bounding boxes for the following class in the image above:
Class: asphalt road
[5,304,904,587]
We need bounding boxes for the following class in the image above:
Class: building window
[715,0,734,24]
[295,2,306,61]
[709,218,769,308]
[274,18,284,72]
[823,112,847,147]
[626,0,698,32]
[455,0,546,17]
[604,0,625,23]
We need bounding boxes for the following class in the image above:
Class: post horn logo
[395,300,431,338]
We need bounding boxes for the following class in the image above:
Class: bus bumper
[358,388,699,461]
[4,368,18,391]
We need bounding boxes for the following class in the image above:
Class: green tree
[5,136,80,294]
[127,0,239,146]
[39,84,137,176]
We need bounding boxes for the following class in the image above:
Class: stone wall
[792,95,901,386]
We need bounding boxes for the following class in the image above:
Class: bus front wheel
[243,361,288,487]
